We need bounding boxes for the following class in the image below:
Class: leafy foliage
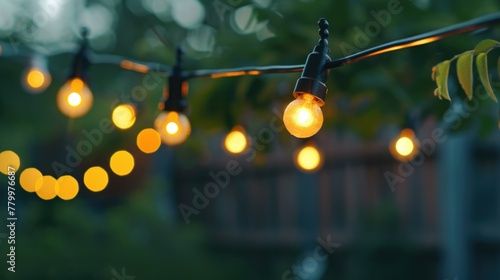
[432,39,500,102]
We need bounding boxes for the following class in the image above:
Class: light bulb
[283,93,324,138]
[22,67,51,93]
[154,111,191,146]
[294,143,323,172]
[112,104,136,129]
[56,78,93,118]
[224,126,249,154]
[390,128,419,161]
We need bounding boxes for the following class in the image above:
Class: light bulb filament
[166,122,179,135]
[68,92,82,107]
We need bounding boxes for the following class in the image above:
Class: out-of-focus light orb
[57,175,79,200]
[112,104,136,129]
[0,150,20,175]
[294,144,323,172]
[154,111,191,146]
[224,126,249,154]
[395,137,414,156]
[23,67,51,93]
[136,128,161,154]
[36,175,59,200]
[390,128,419,162]
[172,0,205,29]
[56,78,93,118]
[20,168,43,193]
[109,150,135,176]
[84,166,109,192]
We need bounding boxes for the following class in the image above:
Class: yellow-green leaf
[456,51,474,100]
[435,60,451,101]
[474,39,500,53]
[476,52,498,102]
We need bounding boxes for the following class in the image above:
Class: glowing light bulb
[224,126,249,154]
[294,144,323,172]
[390,128,419,161]
[56,78,93,118]
[154,111,191,146]
[23,67,51,93]
[68,92,82,106]
[112,104,136,129]
[395,137,414,156]
[283,94,324,138]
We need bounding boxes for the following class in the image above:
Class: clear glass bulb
[154,111,191,146]
[283,93,324,138]
[56,78,93,118]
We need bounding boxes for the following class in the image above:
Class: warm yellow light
[294,144,323,172]
[36,175,58,200]
[57,175,79,200]
[390,128,419,162]
[84,166,109,192]
[224,126,248,154]
[154,111,191,146]
[395,137,414,156]
[283,94,324,138]
[136,128,162,154]
[112,104,137,129]
[23,67,51,93]
[67,92,82,106]
[56,78,93,118]
[0,150,21,175]
[20,168,43,192]
[109,150,135,176]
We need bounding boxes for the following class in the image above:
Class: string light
[136,128,162,154]
[154,111,191,146]
[22,67,51,93]
[109,150,135,176]
[36,175,59,200]
[223,126,249,154]
[84,166,109,192]
[284,19,330,138]
[56,78,93,118]
[56,175,79,200]
[389,128,419,161]
[112,104,137,129]
[294,143,323,172]
[20,167,43,192]
[0,150,21,175]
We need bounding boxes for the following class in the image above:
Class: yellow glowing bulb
[20,168,43,192]
[390,128,419,161]
[84,166,109,192]
[36,175,59,200]
[283,94,324,138]
[0,150,21,175]
[224,126,248,154]
[57,175,79,200]
[154,111,191,146]
[395,137,414,156]
[56,78,93,118]
[23,67,51,93]
[166,122,179,134]
[112,104,136,129]
[67,92,82,107]
[294,144,323,172]
[109,150,135,176]
[136,128,162,154]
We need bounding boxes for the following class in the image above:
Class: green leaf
[456,51,474,100]
[435,60,451,101]
[476,52,498,102]
[474,39,500,53]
